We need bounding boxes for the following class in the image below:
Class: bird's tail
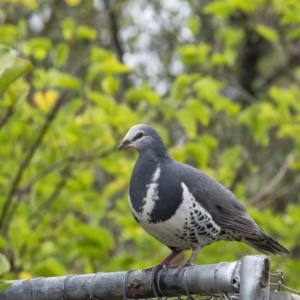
[244,231,291,256]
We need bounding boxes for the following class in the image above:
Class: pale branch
[256,175,300,210]
[249,153,296,206]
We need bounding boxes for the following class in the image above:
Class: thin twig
[0,105,15,130]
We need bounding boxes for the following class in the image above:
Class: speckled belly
[130,182,221,251]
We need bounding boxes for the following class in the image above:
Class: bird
[117,124,290,279]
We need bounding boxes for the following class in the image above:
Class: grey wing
[179,163,262,235]
[176,163,290,256]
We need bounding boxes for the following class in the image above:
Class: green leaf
[204,0,255,18]
[187,98,210,125]
[61,18,76,41]
[48,69,80,90]
[0,25,18,45]
[88,91,116,113]
[187,16,200,36]
[101,76,119,95]
[177,108,197,138]
[220,146,241,168]
[170,74,190,102]
[54,43,69,67]
[33,258,67,277]
[204,1,234,18]
[76,25,97,40]
[0,253,10,275]
[0,45,18,71]
[255,25,279,43]
[217,27,244,48]
[178,43,210,65]
[87,59,131,81]
[0,58,33,93]
[287,27,300,40]
[125,83,160,106]
[90,47,114,62]
[29,38,52,60]
[72,224,114,259]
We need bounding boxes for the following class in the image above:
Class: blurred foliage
[0,0,300,291]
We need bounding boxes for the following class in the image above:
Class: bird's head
[117,124,167,155]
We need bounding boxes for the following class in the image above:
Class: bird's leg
[173,249,200,277]
[143,250,182,281]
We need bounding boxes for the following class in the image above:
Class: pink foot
[174,262,193,276]
[142,250,182,281]
[143,262,169,281]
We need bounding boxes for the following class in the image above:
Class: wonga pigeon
[117,124,290,279]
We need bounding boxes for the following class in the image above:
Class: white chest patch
[129,181,221,251]
[130,165,161,223]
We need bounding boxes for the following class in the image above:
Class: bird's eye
[134,132,144,140]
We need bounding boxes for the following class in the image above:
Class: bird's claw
[162,264,168,272]
[174,262,193,276]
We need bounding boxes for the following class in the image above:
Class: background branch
[0,105,15,130]
[0,90,69,233]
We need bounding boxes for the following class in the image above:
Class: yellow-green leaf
[101,76,119,95]
[125,83,160,106]
[76,25,97,40]
[255,25,279,43]
[0,254,10,275]
[0,58,33,93]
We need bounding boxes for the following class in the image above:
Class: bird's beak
[117,139,131,151]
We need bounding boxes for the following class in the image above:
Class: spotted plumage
[117,124,290,279]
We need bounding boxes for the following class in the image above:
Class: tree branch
[104,0,124,63]
[0,105,15,130]
[258,51,300,93]
[255,175,300,210]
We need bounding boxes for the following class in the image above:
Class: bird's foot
[142,250,182,282]
[143,262,169,281]
[168,262,194,277]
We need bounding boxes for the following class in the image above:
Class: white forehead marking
[123,124,146,141]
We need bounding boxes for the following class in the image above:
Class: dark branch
[0,89,69,233]
[20,147,114,191]
[104,0,124,63]
[0,105,15,130]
